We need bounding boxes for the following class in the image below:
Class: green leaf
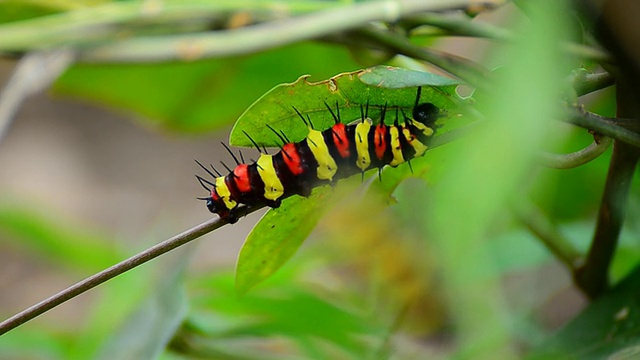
[235,187,333,294]
[233,158,431,296]
[233,67,469,293]
[359,65,461,88]
[229,65,464,147]
[528,265,640,360]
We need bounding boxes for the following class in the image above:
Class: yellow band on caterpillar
[355,121,372,171]
[403,127,429,157]
[215,176,237,210]
[307,129,337,181]
[389,126,404,167]
[257,154,284,201]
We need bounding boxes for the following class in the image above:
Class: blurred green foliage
[54,43,362,133]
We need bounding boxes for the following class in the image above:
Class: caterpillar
[196,87,440,223]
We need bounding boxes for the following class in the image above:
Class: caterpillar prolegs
[197,87,440,223]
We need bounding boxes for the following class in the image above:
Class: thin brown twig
[75,0,504,63]
[0,205,258,336]
[565,108,640,148]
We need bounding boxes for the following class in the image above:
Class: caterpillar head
[199,193,224,215]
[202,195,238,223]
[204,197,217,213]
[413,102,440,130]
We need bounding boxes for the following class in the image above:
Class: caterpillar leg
[265,198,282,209]
[226,213,239,224]
[216,208,239,224]
[298,184,313,198]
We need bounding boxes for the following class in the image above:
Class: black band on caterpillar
[196,87,440,223]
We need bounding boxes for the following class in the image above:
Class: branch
[571,71,615,97]
[0,205,258,336]
[0,50,75,142]
[537,135,612,169]
[0,1,334,52]
[574,79,640,299]
[22,0,505,63]
[403,13,612,64]
[574,141,639,298]
[356,26,490,85]
[564,108,640,148]
[404,13,512,40]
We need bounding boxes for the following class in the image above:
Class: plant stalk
[0,206,258,336]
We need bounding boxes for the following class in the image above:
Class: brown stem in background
[573,0,640,299]
[575,140,639,298]
[575,81,640,299]
[356,26,490,85]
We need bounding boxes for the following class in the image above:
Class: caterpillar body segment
[199,87,440,222]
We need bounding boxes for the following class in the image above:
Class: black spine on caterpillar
[196,87,440,223]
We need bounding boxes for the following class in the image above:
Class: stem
[537,136,612,169]
[404,13,512,40]
[565,108,640,148]
[0,1,335,51]
[572,71,615,97]
[404,13,611,64]
[0,0,504,62]
[357,26,490,85]
[0,205,259,336]
[574,141,639,298]
[19,0,505,63]
[0,50,75,142]
[574,80,640,299]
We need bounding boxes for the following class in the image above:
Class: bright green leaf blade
[229,65,465,147]
[528,265,640,360]
[233,159,430,296]
[235,187,333,294]
[233,67,469,294]
[233,160,430,296]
